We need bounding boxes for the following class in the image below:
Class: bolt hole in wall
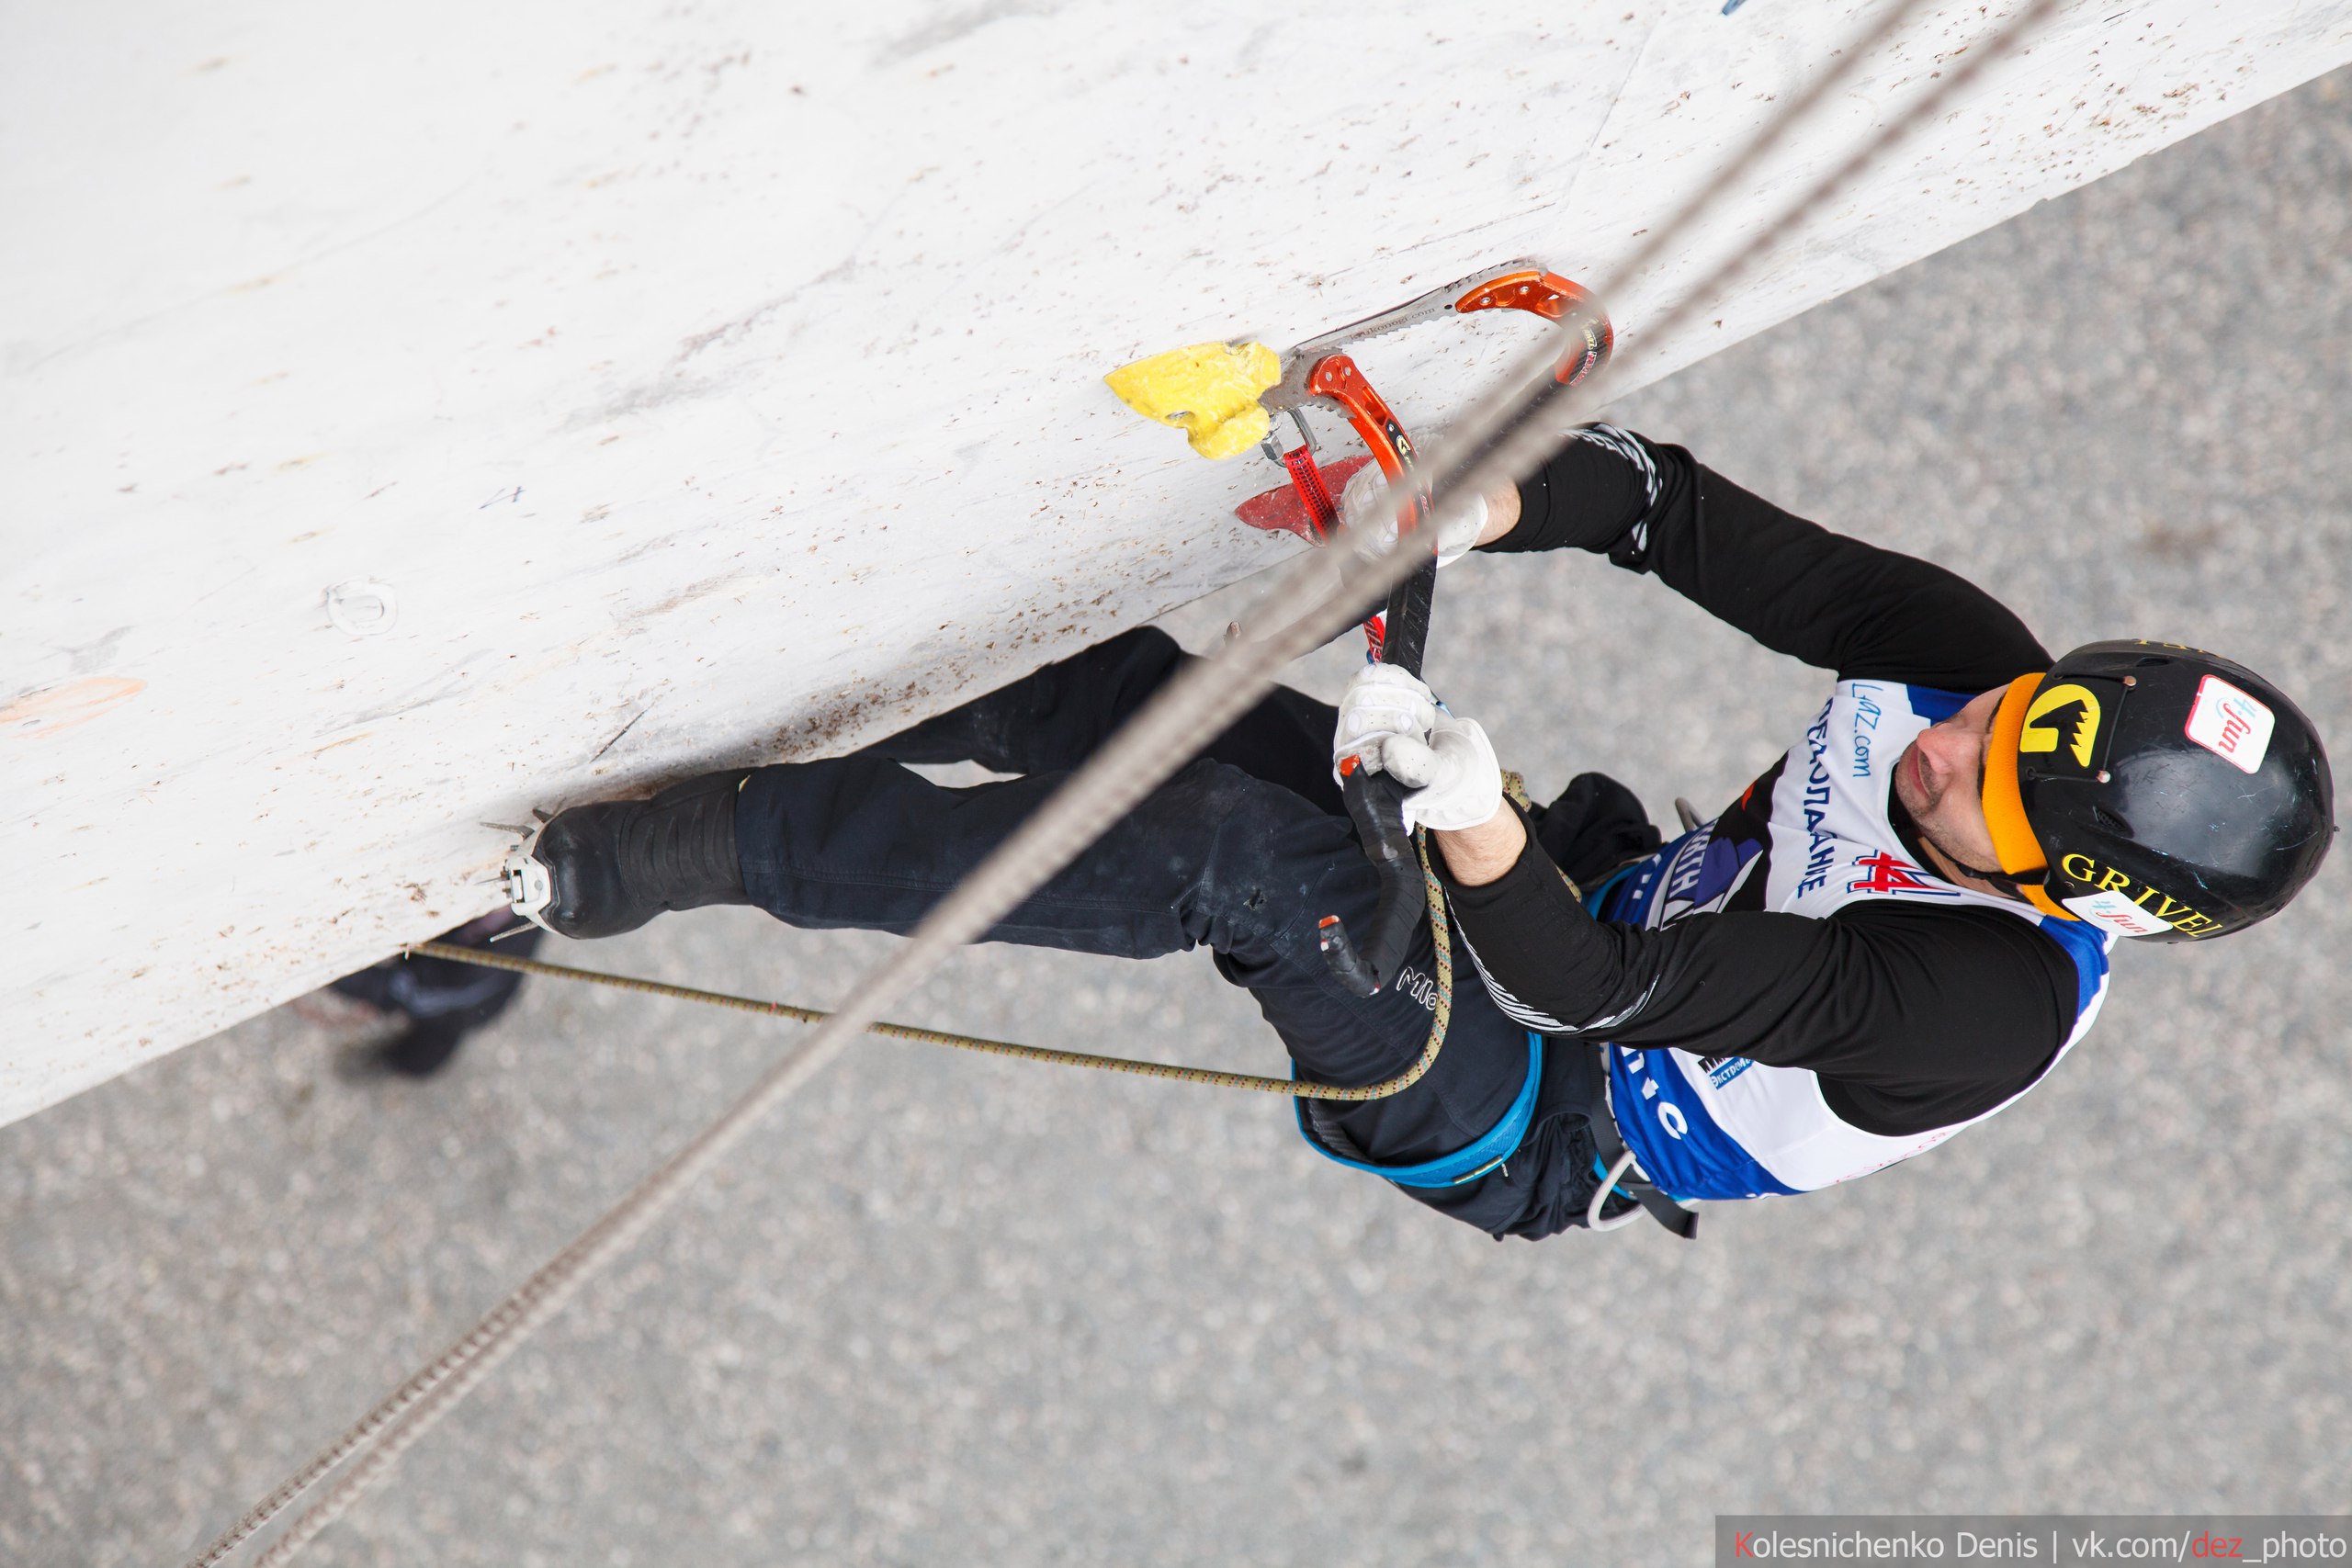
[325,581,401,638]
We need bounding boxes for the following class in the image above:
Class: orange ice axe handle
[1305,353,1436,682]
[1306,355,1416,480]
[1453,269,1616,387]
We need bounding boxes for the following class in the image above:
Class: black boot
[331,911,544,1074]
[508,770,752,939]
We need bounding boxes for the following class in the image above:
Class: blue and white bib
[1590,682,2112,1201]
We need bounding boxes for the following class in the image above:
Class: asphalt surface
[6,65,2349,1568]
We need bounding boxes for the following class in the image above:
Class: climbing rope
[186,2,2060,1557]
[410,822,1464,1104]
[200,831,1466,1568]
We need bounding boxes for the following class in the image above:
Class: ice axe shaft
[1292,269,1613,998]
[1319,558,1439,998]
[1303,351,1439,997]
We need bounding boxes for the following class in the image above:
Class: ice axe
[1248,265,1613,996]
[1105,262,1611,996]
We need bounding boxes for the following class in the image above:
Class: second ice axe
[1255,264,1612,997]
[1108,261,1613,996]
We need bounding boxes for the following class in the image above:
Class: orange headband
[1979,673,2075,919]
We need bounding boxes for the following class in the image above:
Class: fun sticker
[2062,889,2177,937]
[2183,674,2275,774]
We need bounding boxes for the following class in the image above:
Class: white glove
[1340,462,1487,568]
[1332,663,1439,783]
[1383,712,1504,832]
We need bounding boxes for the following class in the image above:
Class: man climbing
[503,426,2334,1240]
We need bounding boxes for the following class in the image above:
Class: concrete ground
[6,64,2349,1568]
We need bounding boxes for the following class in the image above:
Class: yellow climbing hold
[1103,341,1282,460]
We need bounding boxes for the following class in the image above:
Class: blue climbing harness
[1293,1032,1545,1188]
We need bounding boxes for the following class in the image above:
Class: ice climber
[502,426,2335,1240]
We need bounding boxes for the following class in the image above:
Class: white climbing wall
[6,0,2348,1127]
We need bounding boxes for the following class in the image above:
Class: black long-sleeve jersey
[1450,429,2083,1143]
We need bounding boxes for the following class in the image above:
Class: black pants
[734,627,1625,1240]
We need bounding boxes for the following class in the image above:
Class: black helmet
[1979,640,2334,942]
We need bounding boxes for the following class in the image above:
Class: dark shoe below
[326,911,541,1076]
[507,770,752,939]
